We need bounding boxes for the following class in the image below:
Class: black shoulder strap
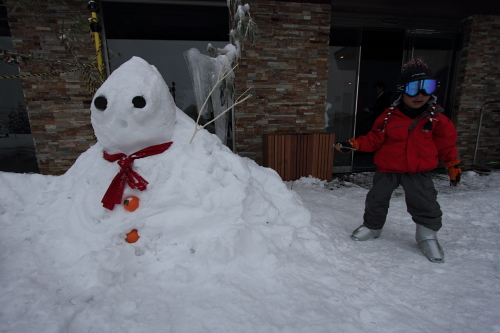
[408,104,443,133]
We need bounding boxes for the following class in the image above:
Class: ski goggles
[398,79,438,97]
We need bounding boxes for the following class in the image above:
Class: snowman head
[91,57,177,155]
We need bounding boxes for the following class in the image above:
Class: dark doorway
[101,1,229,41]
[403,30,459,119]
[353,28,405,171]
[0,3,39,174]
[329,27,459,173]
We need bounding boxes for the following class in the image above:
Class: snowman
[64,57,310,249]
[86,57,178,242]
[0,56,315,330]
[89,57,174,225]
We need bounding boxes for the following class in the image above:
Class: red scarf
[101,142,173,210]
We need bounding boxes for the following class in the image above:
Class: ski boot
[416,224,444,263]
[351,225,382,241]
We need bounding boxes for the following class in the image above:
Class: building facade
[2,0,499,175]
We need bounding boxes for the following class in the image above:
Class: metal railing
[472,100,500,166]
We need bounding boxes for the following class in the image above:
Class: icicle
[184,47,237,145]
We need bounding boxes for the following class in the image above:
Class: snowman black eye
[94,96,107,111]
[132,96,146,108]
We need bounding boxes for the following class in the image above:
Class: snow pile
[0,56,316,332]
[2,168,500,332]
[0,125,313,332]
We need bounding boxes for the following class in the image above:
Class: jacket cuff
[349,138,360,150]
[443,159,460,167]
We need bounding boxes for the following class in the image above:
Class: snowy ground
[1,167,499,333]
[290,170,500,333]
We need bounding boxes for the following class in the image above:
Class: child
[335,59,462,263]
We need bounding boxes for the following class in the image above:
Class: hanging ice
[184,44,237,145]
[184,1,256,146]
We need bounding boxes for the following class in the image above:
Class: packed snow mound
[0,56,314,331]
[9,56,311,267]
[36,109,311,265]
[0,128,314,331]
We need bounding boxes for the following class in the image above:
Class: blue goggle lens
[404,79,437,97]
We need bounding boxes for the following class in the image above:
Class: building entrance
[0,35,39,174]
[327,27,458,173]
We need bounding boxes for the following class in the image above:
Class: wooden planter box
[263,133,335,181]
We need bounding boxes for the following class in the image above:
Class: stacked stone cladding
[453,15,500,167]
[5,0,98,175]
[8,2,496,172]
[234,0,331,164]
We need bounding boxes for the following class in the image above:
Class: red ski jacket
[355,105,458,174]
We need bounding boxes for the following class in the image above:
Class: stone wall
[5,0,98,175]
[234,0,331,164]
[453,15,500,167]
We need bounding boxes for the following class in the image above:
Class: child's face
[402,93,431,109]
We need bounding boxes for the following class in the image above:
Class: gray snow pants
[363,171,442,231]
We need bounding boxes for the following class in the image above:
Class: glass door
[0,35,39,173]
[327,28,360,173]
[327,27,459,173]
[403,30,459,118]
[352,28,405,171]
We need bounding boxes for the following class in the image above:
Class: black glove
[334,141,355,153]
